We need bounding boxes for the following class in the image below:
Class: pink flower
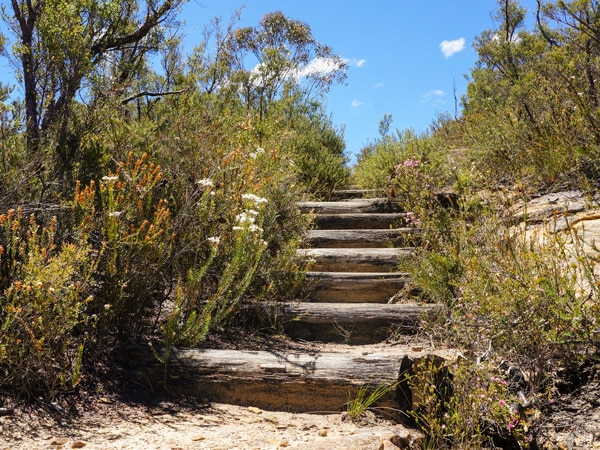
[403,158,421,167]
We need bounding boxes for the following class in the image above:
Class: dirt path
[1,399,421,449]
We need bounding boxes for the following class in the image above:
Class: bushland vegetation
[0,3,350,399]
[2,0,600,447]
[353,0,600,447]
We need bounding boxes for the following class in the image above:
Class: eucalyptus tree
[2,0,184,163]
[537,0,600,147]
[226,11,347,121]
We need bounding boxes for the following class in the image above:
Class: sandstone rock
[50,437,68,446]
[247,406,263,414]
[378,439,401,450]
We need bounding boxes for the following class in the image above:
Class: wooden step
[313,212,408,230]
[121,345,454,414]
[280,302,438,324]
[281,302,439,343]
[298,198,402,214]
[305,228,419,248]
[303,271,409,302]
[328,189,378,200]
[300,247,414,272]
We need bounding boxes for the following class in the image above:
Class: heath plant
[405,193,600,447]
[0,209,96,399]
[409,358,530,449]
[73,153,176,341]
[353,129,450,202]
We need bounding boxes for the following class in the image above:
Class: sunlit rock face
[510,190,600,296]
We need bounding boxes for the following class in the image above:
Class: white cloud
[351,99,365,108]
[295,57,344,79]
[344,58,367,68]
[374,82,384,88]
[440,38,465,58]
[421,89,446,105]
[248,56,343,87]
[491,32,521,44]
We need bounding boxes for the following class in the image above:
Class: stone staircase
[124,191,453,420]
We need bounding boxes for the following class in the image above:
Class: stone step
[122,345,455,415]
[303,271,409,303]
[305,228,419,248]
[298,198,403,214]
[300,247,414,272]
[313,212,408,230]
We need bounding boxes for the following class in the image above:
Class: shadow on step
[284,321,419,345]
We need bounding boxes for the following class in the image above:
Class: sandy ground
[1,399,421,450]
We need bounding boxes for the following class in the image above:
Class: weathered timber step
[298,197,402,214]
[121,345,454,414]
[328,188,378,200]
[305,228,419,249]
[281,302,440,344]
[303,271,409,303]
[300,247,414,272]
[281,302,438,324]
[313,212,408,230]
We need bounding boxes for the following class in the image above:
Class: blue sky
[0,0,540,162]
[180,0,539,161]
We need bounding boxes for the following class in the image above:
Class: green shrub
[353,129,450,203]
[403,192,600,447]
[0,210,96,399]
[410,359,529,449]
[73,153,176,341]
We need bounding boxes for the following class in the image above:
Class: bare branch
[120,88,188,104]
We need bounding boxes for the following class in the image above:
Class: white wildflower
[109,211,122,217]
[249,147,265,159]
[102,176,119,183]
[196,178,214,187]
[248,224,263,233]
[232,226,245,231]
[207,236,221,246]
[241,193,268,205]
[236,212,256,224]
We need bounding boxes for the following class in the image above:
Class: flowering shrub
[353,129,450,215]
[73,153,176,340]
[410,359,530,449]
[0,209,96,398]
